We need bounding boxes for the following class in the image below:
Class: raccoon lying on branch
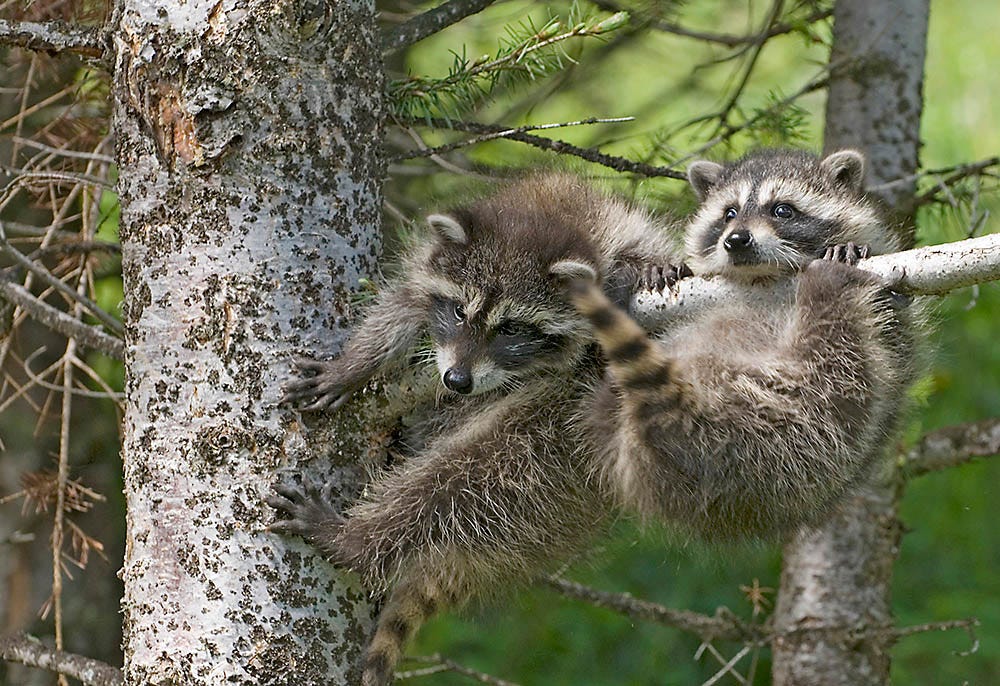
[559,149,921,540]
[270,174,679,686]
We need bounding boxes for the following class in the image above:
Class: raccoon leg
[272,401,595,674]
[283,284,428,410]
[567,270,905,536]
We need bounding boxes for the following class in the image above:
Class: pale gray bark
[770,1,930,684]
[631,234,1000,330]
[111,0,384,683]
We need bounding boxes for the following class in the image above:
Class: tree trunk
[771,1,929,684]
[111,0,384,682]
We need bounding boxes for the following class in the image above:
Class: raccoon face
[683,149,883,279]
[426,293,576,395]
[417,213,595,396]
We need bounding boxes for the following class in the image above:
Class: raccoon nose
[724,229,753,252]
[443,367,474,394]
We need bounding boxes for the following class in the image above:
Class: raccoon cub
[558,149,917,540]
[270,174,678,686]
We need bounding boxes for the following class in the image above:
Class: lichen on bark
[112,0,384,682]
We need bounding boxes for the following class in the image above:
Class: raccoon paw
[268,480,345,544]
[803,258,881,294]
[281,357,364,412]
[822,242,871,266]
[640,262,692,293]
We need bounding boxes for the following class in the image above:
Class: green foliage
[389,5,630,122]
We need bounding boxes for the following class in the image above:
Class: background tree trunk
[111,0,384,681]
[771,1,930,684]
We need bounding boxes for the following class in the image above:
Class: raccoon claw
[640,263,692,293]
[822,242,871,266]
[268,480,344,539]
[281,358,363,412]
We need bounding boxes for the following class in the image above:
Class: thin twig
[902,418,1000,477]
[11,136,115,164]
[891,617,980,656]
[400,654,520,686]
[410,118,687,179]
[0,224,122,335]
[711,0,786,135]
[591,1,831,47]
[0,280,123,359]
[392,116,634,161]
[545,577,764,642]
[383,0,498,53]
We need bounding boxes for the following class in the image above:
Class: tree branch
[408,118,686,179]
[0,634,122,686]
[0,19,105,61]
[545,577,765,643]
[902,419,1000,477]
[631,234,1000,328]
[591,1,832,47]
[0,280,123,359]
[399,654,520,685]
[382,0,498,53]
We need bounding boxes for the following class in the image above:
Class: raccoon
[556,149,918,540]
[269,174,679,686]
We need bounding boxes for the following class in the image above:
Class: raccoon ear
[427,214,468,244]
[549,259,598,284]
[821,149,866,194]
[687,161,724,200]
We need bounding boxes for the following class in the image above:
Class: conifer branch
[389,11,629,120]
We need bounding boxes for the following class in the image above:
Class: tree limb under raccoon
[631,233,1000,329]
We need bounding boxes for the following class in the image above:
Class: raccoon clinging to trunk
[559,148,920,541]
[269,174,679,686]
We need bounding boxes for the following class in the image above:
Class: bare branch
[0,19,105,62]
[902,419,1000,477]
[383,0,498,53]
[409,118,687,179]
[0,226,123,335]
[0,280,123,359]
[631,234,1000,329]
[545,577,765,643]
[0,634,122,686]
[392,116,634,161]
[891,617,980,648]
[399,654,520,685]
[591,1,832,47]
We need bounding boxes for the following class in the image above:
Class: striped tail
[566,278,676,396]
[362,578,442,686]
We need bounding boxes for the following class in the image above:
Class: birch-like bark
[112,0,383,682]
[770,1,929,684]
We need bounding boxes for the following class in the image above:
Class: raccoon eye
[453,303,466,322]
[772,203,797,219]
[724,207,738,221]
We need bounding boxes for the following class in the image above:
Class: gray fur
[570,149,919,540]
[273,174,679,686]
